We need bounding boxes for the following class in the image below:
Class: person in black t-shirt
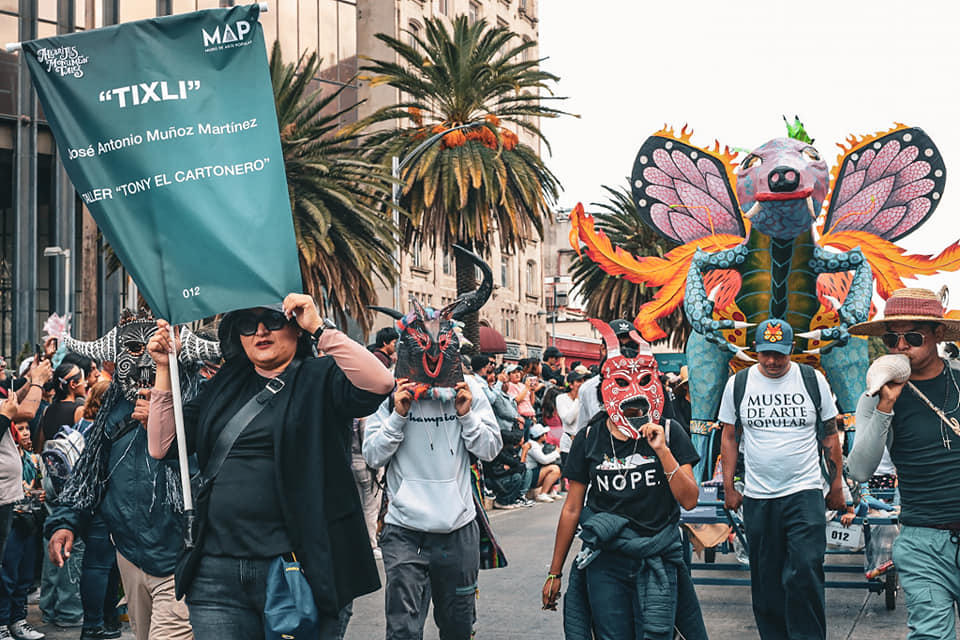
[542,319,707,640]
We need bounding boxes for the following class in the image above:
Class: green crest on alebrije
[784,115,814,144]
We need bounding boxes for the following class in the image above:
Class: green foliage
[270,41,398,335]
[570,185,689,348]
[355,14,571,256]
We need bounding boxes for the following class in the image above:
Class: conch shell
[865,354,911,397]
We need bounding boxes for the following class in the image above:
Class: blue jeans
[80,514,118,630]
[186,555,350,640]
[0,521,38,624]
[583,550,706,640]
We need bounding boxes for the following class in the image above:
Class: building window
[411,244,422,269]
[442,251,452,275]
[500,257,509,288]
[468,2,480,24]
[526,260,537,295]
[438,0,449,15]
[502,316,510,337]
[408,20,422,51]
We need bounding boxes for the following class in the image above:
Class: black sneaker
[80,626,121,640]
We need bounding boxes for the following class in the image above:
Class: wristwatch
[312,318,337,342]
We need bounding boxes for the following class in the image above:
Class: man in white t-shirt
[718,318,845,640]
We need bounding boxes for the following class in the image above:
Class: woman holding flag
[146,293,394,640]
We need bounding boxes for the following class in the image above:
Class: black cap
[566,371,586,384]
[608,319,634,336]
[470,355,492,372]
[544,346,563,359]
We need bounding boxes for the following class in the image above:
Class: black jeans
[743,489,826,640]
[186,555,351,640]
[0,503,14,560]
[381,521,479,640]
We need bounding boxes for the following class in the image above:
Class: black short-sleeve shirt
[564,416,700,535]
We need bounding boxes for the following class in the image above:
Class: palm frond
[270,41,400,335]
[571,185,690,349]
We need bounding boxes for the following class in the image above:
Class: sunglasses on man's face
[237,310,289,336]
[881,331,925,349]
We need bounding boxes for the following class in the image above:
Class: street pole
[63,249,70,323]
[390,122,479,310]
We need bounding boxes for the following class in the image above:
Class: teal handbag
[264,553,318,639]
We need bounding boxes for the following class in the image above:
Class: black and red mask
[370,245,494,400]
[394,298,465,397]
[590,318,665,439]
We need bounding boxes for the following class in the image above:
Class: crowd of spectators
[0,338,123,640]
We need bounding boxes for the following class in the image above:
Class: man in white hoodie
[363,375,501,640]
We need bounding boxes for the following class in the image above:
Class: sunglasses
[237,310,289,336]
[881,331,925,349]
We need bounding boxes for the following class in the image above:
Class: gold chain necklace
[907,362,960,449]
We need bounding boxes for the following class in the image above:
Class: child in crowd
[521,424,561,502]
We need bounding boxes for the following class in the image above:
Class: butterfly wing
[821,126,946,241]
[630,127,745,244]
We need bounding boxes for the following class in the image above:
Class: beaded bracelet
[665,463,681,482]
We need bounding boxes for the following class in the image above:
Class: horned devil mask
[63,309,221,402]
[371,245,493,397]
[590,318,665,439]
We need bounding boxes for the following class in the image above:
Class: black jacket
[179,355,389,615]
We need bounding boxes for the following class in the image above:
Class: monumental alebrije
[571,119,960,476]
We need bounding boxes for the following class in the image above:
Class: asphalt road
[29,499,919,639]
[346,499,915,640]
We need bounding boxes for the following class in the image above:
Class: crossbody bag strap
[203,358,302,482]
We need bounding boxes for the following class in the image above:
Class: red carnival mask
[590,318,665,439]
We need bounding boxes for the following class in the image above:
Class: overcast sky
[539,0,960,305]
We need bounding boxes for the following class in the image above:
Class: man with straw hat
[849,287,960,639]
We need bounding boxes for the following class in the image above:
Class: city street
[21,498,933,640]
[345,500,916,640]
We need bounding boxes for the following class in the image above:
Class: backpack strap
[732,367,750,443]
[797,363,824,442]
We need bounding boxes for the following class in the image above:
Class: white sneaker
[547,490,561,499]
[0,625,12,640]
[535,493,555,503]
[9,620,43,640]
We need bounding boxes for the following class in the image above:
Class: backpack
[40,425,85,498]
[731,363,829,479]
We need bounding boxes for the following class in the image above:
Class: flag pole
[167,325,193,514]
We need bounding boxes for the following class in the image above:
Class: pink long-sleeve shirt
[147,329,395,459]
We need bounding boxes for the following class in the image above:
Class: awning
[479,326,507,354]
[553,336,603,367]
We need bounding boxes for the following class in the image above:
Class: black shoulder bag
[175,359,301,598]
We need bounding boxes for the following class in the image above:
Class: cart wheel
[704,548,716,564]
[885,569,898,610]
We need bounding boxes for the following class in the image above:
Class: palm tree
[270,41,398,335]
[355,15,570,346]
[571,185,690,349]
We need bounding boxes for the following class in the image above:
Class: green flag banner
[22,4,301,324]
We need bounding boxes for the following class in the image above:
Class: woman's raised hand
[283,293,321,335]
[147,320,180,368]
